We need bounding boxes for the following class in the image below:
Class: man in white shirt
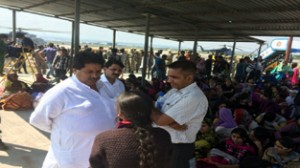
[99,59,125,100]
[30,52,116,168]
[151,61,208,168]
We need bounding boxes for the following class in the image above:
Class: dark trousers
[54,69,67,83]
[17,59,28,73]
[171,143,195,168]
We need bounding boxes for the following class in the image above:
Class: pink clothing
[292,67,299,85]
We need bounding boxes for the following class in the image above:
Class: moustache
[112,73,120,76]
[89,77,99,81]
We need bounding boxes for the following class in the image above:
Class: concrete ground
[0,109,50,168]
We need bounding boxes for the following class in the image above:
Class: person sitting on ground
[195,118,218,159]
[0,73,32,110]
[275,116,300,152]
[89,91,172,168]
[249,126,274,157]
[31,74,52,94]
[234,108,259,131]
[1,73,30,98]
[262,137,300,167]
[31,74,52,109]
[214,107,238,140]
[256,112,287,132]
[209,127,257,166]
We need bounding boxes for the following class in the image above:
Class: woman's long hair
[117,91,157,168]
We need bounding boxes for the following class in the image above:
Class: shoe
[0,140,8,151]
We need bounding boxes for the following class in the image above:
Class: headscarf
[215,108,237,128]
[234,108,252,125]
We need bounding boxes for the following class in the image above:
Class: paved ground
[0,109,50,168]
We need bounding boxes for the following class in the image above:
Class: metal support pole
[230,39,236,72]
[142,13,150,86]
[178,41,182,55]
[285,36,293,62]
[74,0,80,55]
[193,40,197,61]
[147,35,154,79]
[12,10,16,42]
[257,42,263,57]
[112,29,116,49]
[69,21,75,76]
[150,35,153,51]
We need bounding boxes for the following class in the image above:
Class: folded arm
[151,108,187,130]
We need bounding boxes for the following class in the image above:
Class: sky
[0,7,296,53]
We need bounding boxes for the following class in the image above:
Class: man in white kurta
[30,52,116,168]
[99,59,125,100]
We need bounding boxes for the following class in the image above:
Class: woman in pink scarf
[291,62,299,86]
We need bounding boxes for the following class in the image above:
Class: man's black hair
[105,59,124,69]
[48,43,54,47]
[73,51,105,69]
[167,61,196,74]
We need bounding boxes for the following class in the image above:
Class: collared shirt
[52,55,70,70]
[30,75,116,168]
[99,74,125,100]
[155,82,208,143]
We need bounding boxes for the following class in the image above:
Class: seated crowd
[122,70,300,167]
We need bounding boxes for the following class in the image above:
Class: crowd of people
[1,32,300,168]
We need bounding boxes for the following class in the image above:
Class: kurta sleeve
[29,86,65,132]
